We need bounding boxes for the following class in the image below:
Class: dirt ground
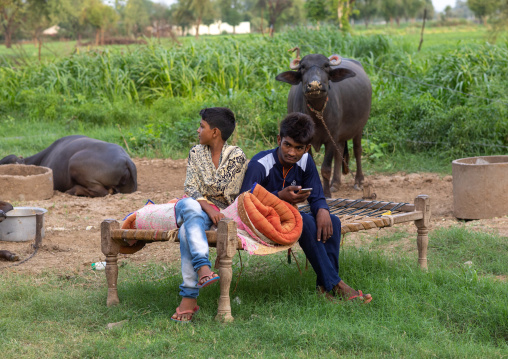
[1,158,507,273]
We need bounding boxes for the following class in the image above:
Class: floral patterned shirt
[184,143,247,209]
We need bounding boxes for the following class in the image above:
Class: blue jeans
[298,212,342,292]
[175,198,213,299]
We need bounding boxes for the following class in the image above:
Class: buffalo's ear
[329,68,356,82]
[276,71,302,85]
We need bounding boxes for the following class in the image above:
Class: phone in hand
[298,188,313,194]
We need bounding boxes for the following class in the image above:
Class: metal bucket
[0,207,47,242]
[452,155,508,219]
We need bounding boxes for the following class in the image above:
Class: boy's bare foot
[171,297,199,322]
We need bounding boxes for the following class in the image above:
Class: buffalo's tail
[342,142,350,175]
[117,158,138,193]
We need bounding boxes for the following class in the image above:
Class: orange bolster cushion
[242,184,303,245]
[122,213,137,229]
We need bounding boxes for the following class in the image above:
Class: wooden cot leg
[414,195,431,270]
[101,219,121,306]
[215,218,237,322]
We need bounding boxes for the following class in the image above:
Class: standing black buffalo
[0,135,137,197]
[276,53,372,197]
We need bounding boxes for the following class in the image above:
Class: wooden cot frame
[101,194,430,322]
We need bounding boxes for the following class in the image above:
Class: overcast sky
[153,0,457,13]
[432,0,456,12]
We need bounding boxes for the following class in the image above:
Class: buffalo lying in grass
[276,52,372,197]
[0,135,137,197]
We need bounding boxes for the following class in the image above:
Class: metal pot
[0,207,47,242]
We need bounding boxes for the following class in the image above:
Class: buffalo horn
[290,58,301,70]
[329,54,342,66]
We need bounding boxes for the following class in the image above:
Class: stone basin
[452,156,508,219]
[0,164,54,201]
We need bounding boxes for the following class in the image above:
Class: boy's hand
[278,186,311,205]
[316,208,333,243]
[206,208,225,225]
[198,200,225,225]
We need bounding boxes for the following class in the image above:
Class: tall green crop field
[1,26,507,168]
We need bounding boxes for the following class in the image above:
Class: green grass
[0,226,507,358]
[0,40,79,65]
[429,225,508,275]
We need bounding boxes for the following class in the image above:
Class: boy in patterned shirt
[172,107,247,322]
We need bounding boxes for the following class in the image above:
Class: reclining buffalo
[276,51,372,197]
[0,135,137,197]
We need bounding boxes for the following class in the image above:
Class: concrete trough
[0,164,53,201]
[452,155,508,219]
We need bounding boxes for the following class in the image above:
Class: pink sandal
[171,305,200,323]
[196,271,220,289]
[347,290,373,304]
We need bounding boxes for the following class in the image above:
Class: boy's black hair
[279,112,315,145]
[199,107,236,141]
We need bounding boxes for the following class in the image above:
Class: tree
[380,0,403,25]
[444,5,452,18]
[354,0,378,28]
[336,0,357,31]
[402,0,425,22]
[489,0,508,40]
[467,0,501,24]
[124,0,150,37]
[190,0,215,38]
[24,0,62,60]
[453,0,475,19]
[57,0,89,42]
[0,0,24,48]
[267,0,292,36]
[305,0,330,23]
[171,0,195,36]
[81,0,119,45]
[257,0,266,34]
[219,0,242,33]
[148,3,172,40]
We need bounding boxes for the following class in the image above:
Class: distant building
[42,25,60,36]
[180,21,250,36]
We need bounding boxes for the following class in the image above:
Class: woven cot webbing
[299,198,410,233]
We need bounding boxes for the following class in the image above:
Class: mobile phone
[298,188,313,194]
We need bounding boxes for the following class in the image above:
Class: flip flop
[171,305,200,323]
[196,271,220,289]
[347,290,373,304]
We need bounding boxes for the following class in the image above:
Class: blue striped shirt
[240,148,328,216]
